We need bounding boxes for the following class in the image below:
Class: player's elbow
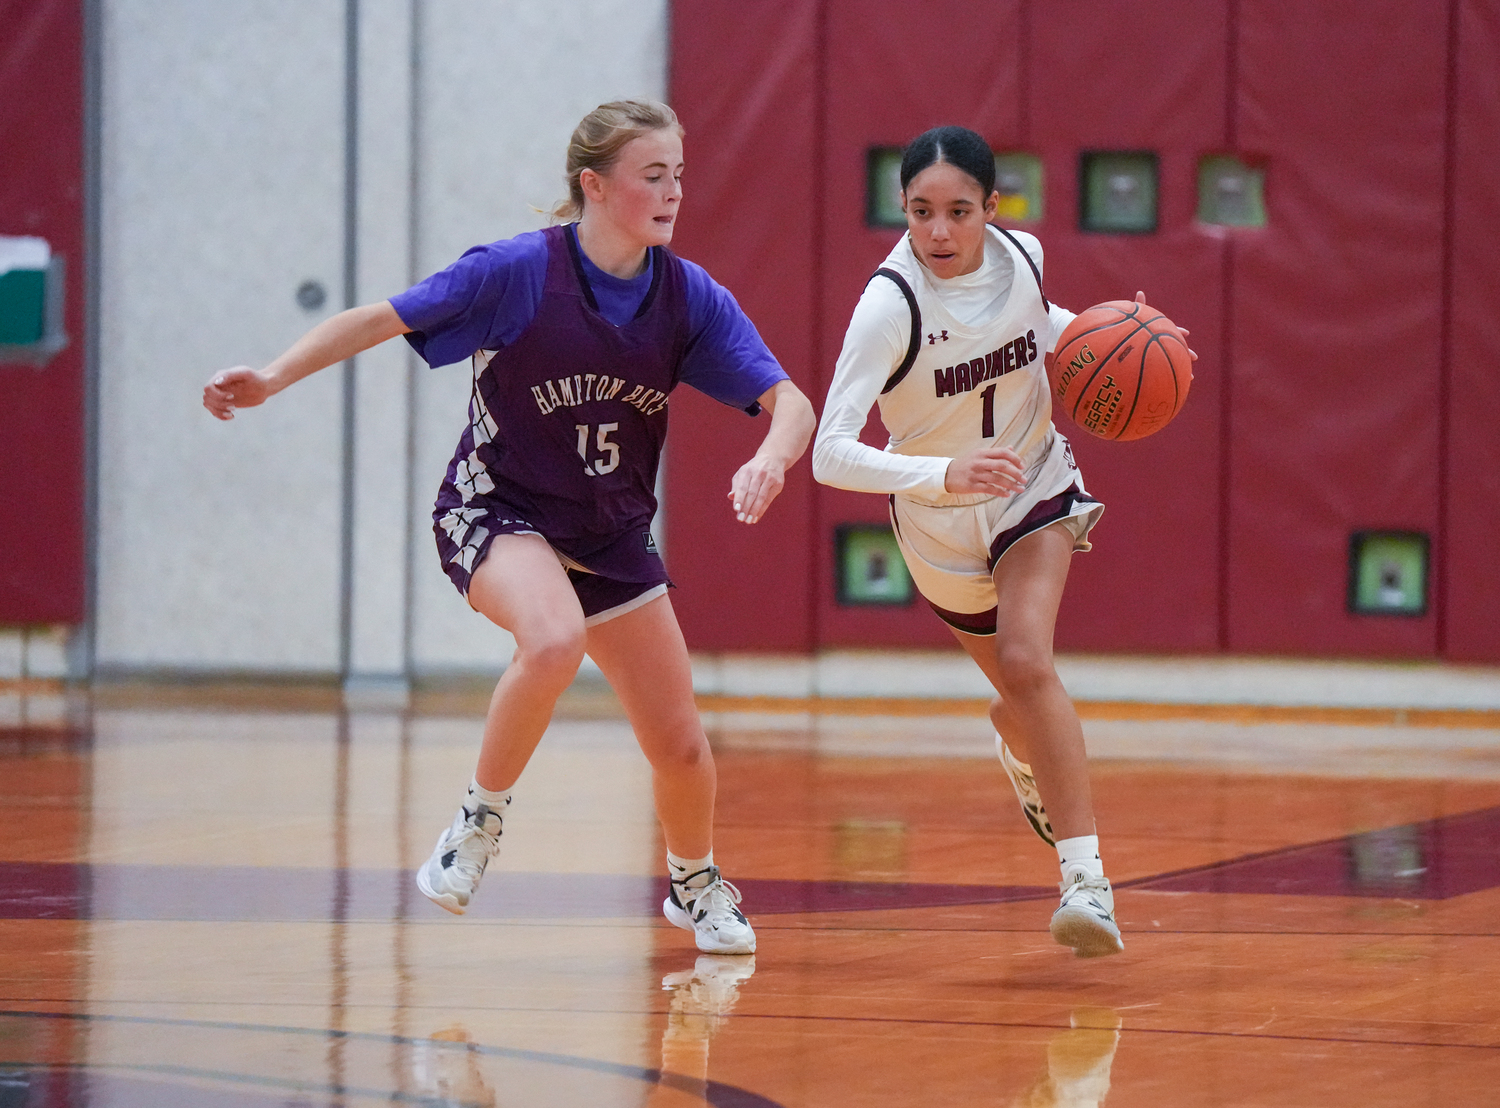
[811,434,846,488]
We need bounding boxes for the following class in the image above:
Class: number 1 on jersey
[980,384,996,439]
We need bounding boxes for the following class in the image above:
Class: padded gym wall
[1227,2,1446,656]
[1445,0,1500,662]
[1024,0,1227,653]
[666,0,1499,662]
[666,0,821,652]
[0,0,86,624]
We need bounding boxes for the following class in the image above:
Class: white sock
[1056,834,1104,880]
[668,851,715,888]
[467,778,512,814]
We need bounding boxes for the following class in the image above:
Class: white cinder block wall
[93,0,669,682]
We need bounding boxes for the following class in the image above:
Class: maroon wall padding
[813,0,1025,649]
[1227,2,1447,656]
[665,0,1499,661]
[0,0,86,624]
[1444,0,1500,662]
[666,0,821,651]
[1027,0,1228,652]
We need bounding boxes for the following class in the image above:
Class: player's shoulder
[669,251,725,295]
[667,251,748,325]
[991,225,1044,267]
[458,227,551,271]
[858,236,920,305]
[847,265,916,352]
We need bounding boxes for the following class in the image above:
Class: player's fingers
[742,472,778,523]
[730,467,759,520]
[744,473,784,523]
[730,463,761,511]
[1135,290,1146,304]
[746,494,779,524]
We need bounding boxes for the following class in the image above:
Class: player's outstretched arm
[728,379,815,525]
[202,300,411,421]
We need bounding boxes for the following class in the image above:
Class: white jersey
[813,226,1076,507]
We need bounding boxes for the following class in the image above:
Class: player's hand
[728,454,786,524]
[1136,291,1199,362]
[945,443,1026,497]
[203,367,271,420]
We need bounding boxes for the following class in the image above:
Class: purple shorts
[433,499,669,624]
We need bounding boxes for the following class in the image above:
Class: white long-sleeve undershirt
[813,233,1077,496]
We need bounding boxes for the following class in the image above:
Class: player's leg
[585,592,714,855]
[417,533,587,914]
[956,521,1122,957]
[964,522,1092,840]
[890,494,1058,846]
[952,634,1056,848]
[586,593,754,955]
[466,534,589,789]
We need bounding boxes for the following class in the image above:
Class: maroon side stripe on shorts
[986,486,1099,571]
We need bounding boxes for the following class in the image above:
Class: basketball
[1048,300,1193,440]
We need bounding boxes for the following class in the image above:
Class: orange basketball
[1048,300,1192,441]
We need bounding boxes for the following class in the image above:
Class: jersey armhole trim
[993,226,1050,312]
[873,267,922,395]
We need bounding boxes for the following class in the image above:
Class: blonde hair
[551,99,684,222]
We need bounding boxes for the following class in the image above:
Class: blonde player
[815,125,1191,957]
[205,100,815,955]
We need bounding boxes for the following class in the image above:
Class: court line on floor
[0,1010,785,1108]
[7,1006,1493,1060]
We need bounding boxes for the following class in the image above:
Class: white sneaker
[1050,865,1124,958]
[416,799,506,915]
[998,735,1054,846]
[662,866,756,954]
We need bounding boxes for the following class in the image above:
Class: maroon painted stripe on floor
[1125,805,1500,899]
[4,805,1497,921]
[0,864,1053,922]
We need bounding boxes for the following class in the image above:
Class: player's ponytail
[899,125,996,199]
[551,99,685,222]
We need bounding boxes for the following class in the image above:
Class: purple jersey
[417,224,769,586]
[392,227,785,411]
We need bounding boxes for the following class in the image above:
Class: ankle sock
[668,851,715,889]
[1056,834,1105,881]
[466,779,512,821]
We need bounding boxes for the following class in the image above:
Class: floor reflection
[650,954,758,1104]
[1,683,1498,1106]
[1011,1009,1121,1108]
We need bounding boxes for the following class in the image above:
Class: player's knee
[513,625,586,687]
[993,642,1057,700]
[987,692,1010,728]
[654,730,711,772]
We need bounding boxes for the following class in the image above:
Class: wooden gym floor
[3,679,1499,1107]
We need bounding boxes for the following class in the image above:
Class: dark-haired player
[815,125,1189,957]
[205,99,815,955]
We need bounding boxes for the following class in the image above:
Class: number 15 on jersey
[575,423,620,476]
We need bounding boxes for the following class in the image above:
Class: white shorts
[889,431,1104,636]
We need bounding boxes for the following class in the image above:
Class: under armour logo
[927,330,949,344]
